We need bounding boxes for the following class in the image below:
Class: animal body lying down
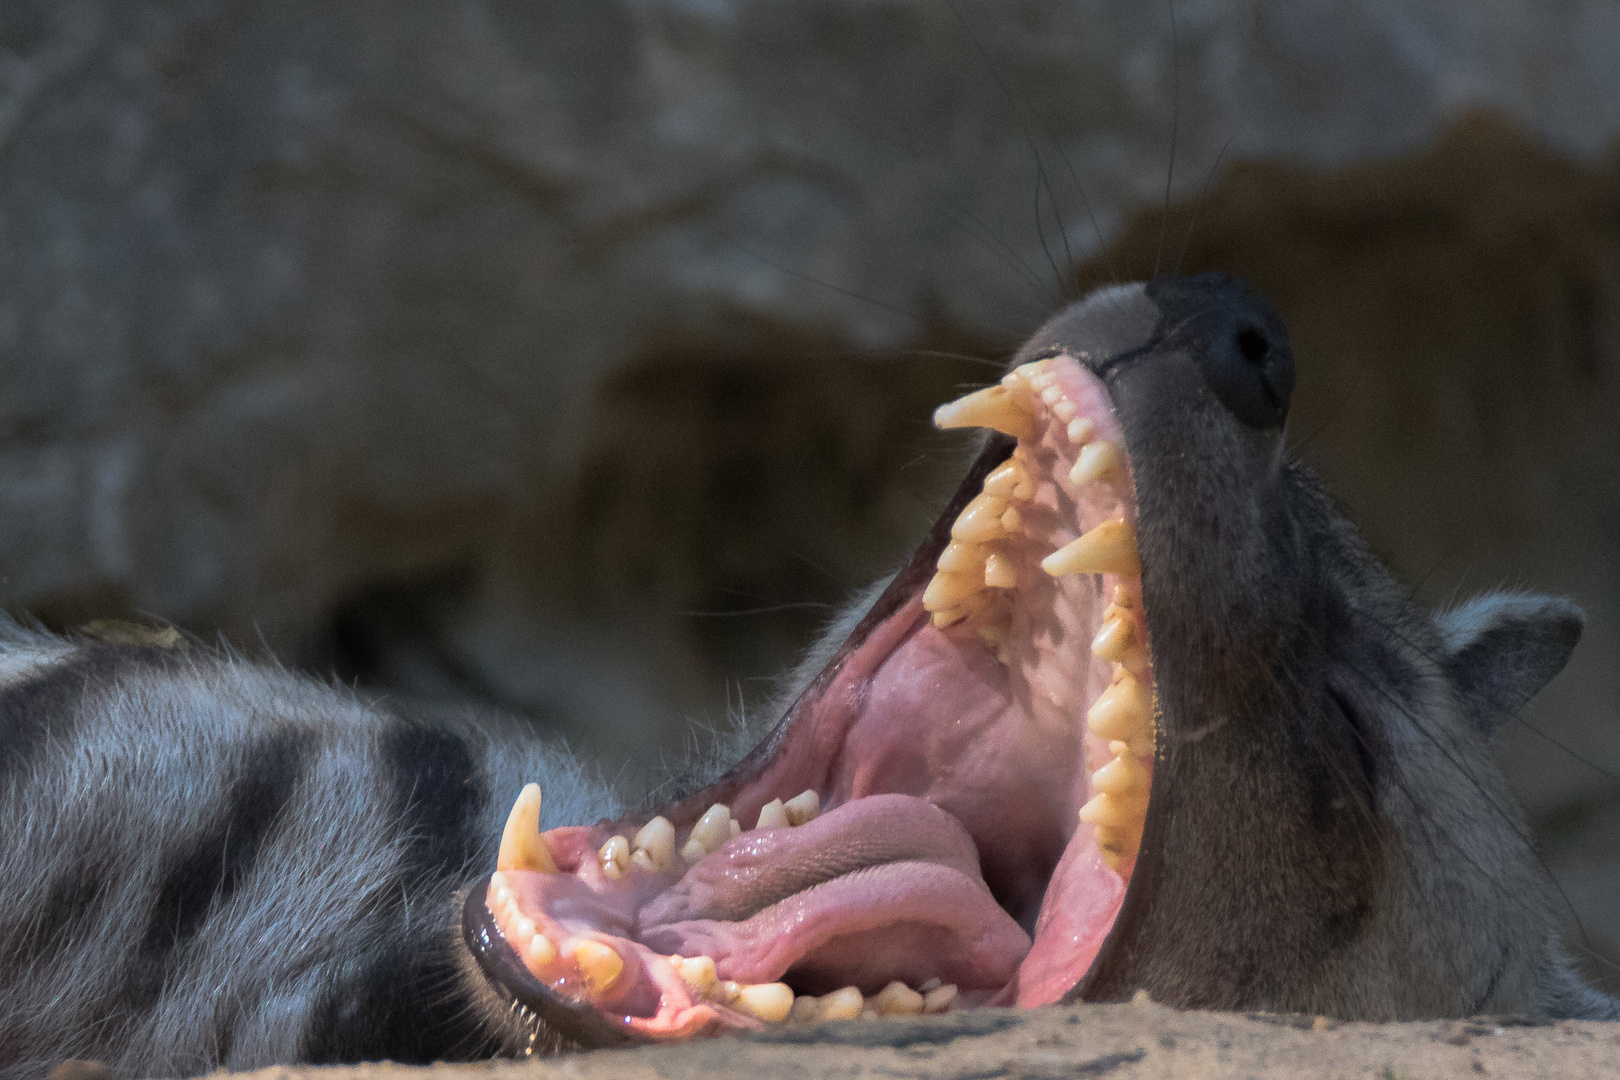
[0,275,1613,1076]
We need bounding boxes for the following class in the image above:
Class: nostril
[1234,326,1268,366]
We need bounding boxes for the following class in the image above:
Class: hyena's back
[0,628,613,1078]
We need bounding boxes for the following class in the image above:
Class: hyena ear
[1435,593,1585,735]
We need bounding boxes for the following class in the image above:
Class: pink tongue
[635,794,1032,992]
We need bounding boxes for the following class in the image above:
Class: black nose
[1145,274,1296,430]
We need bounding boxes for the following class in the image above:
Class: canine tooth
[689,803,734,856]
[1092,751,1150,799]
[999,506,1023,533]
[984,552,1017,589]
[566,939,623,993]
[1087,673,1154,741]
[1069,440,1122,486]
[1067,417,1095,444]
[497,783,558,875]
[817,986,865,1021]
[981,459,1027,498]
[936,540,988,575]
[1040,385,1064,405]
[527,932,557,967]
[950,494,1010,543]
[756,798,790,830]
[598,835,630,879]
[1052,399,1077,421]
[733,982,794,1023]
[1080,792,1146,829]
[933,386,1034,439]
[923,984,959,1013]
[783,789,820,825]
[923,571,983,611]
[633,815,677,871]
[673,955,718,997]
[872,981,925,1015]
[1042,520,1140,578]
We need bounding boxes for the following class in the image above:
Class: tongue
[635,794,1032,992]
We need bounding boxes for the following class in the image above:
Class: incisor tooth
[1087,673,1154,741]
[950,494,1010,543]
[1042,520,1141,577]
[872,981,925,1015]
[1069,440,1122,485]
[817,986,864,1020]
[984,552,1017,589]
[598,835,629,879]
[756,798,789,830]
[923,570,983,611]
[689,804,733,855]
[673,955,717,996]
[783,789,820,825]
[528,932,557,967]
[982,459,1028,498]
[923,984,959,1013]
[933,386,1034,439]
[634,816,676,871]
[566,939,623,993]
[497,783,558,875]
[936,540,988,574]
[732,982,794,1023]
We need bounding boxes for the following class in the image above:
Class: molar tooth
[933,386,1035,440]
[719,981,742,1004]
[817,986,865,1021]
[1069,440,1122,486]
[673,955,717,997]
[689,803,734,855]
[950,494,1010,543]
[872,981,926,1015]
[633,816,676,872]
[936,540,988,574]
[783,789,820,826]
[732,982,794,1023]
[730,818,742,838]
[1052,399,1077,421]
[681,837,708,866]
[923,984,959,1013]
[1042,519,1141,578]
[756,798,789,830]
[981,460,1026,498]
[999,506,1023,533]
[497,783,558,875]
[1092,751,1150,799]
[1040,385,1064,405]
[629,849,658,872]
[1014,360,1050,384]
[1079,791,1147,829]
[1087,672,1154,742]
[789,995,820,1023]
[1067,417,1096,444]
[930,589,991,628]
[565,939,624,993]
[922,570,984,612]
[984,552,1018,589]
[598,835,630,880]
[1090,615,1139,663]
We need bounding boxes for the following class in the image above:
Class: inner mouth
[465,354,1157,1043]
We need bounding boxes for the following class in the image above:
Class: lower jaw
[466,354,1158,1043]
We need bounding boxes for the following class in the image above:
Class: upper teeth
[497,783,558,875]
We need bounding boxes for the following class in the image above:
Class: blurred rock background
[2,0,1617,982]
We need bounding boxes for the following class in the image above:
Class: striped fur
[0,623,617,1078]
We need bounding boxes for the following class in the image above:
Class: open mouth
[464,353,1158,1044]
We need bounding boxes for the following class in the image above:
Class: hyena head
[464,274,1604,1047]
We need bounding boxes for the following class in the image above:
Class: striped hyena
[0,276,1613,1076]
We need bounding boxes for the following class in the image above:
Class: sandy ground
[191,998,1620,1080]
